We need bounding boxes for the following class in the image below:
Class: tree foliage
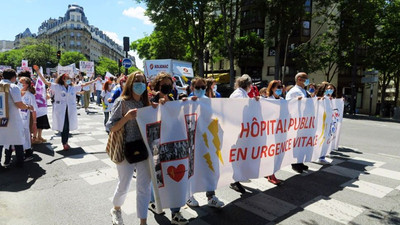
[59,51,88,67]
[95,56,139,76]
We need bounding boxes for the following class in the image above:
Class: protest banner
[136,98,344,209]
[16,67,33,75]
[0,83,10,127]
[79,61,95,77]
[21,60,28,67]
[57,64,75,78]
[0,65,11,72]
[34,67,47,116]
[105,71,115,80]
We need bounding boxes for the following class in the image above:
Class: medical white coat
[50,83,81,131]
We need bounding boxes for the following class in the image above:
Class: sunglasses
[195,86,206,90]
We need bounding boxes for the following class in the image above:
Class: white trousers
[112,159,151,219]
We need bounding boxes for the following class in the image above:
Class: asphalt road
[0,104,399,225]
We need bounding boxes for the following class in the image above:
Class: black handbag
[124,139,149,163]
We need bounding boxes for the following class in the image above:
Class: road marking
[80,167,118,185]
[62,153,99,166]
[322,165,367,179]
[369,168,400,181]
[303,196,364,224]
[341,179,393,198]
[235,193,297,221]
[396,185,400,191]
[378,153,400,160]
[109,190,137,215]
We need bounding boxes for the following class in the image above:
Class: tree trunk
[274,38,281,81]
[395,72,400,107]
[198,51,205,78]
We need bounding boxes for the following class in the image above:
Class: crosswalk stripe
[109,190,137,215]
[303,196,364,224]
[368,168,400,181]
[340,179,394,198]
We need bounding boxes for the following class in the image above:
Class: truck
[143,59,194,94]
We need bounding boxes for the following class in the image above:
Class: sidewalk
[344,113,400,123]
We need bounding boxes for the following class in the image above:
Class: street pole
[125,51,128,76]
[369,83,373,116]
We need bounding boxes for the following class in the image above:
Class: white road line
[109,190,137,215]
[303,196,364,224]
[348,157,385,168]
[369,168,400,181]
[378,153,400,160]
[340,179,393,198]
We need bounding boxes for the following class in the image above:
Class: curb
[344,114,400,123]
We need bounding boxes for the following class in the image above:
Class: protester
[285,72,310,173]
[18,77,38,161]
[183,77,225,208]
[95,75,104,106]
[149,72,189,225]
[229,74,258,193]
[35,65,99,150]
[205,78,221,98]
[101,80,113,129]
[32,72,51,144]
[307,83,317,98]
[106,71,151,225]
[81,76,91,113]
[110,75,127,104]
[0,69,33,168]
[259,87,268,98]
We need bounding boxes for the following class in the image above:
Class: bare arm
[33,65,51,87]
[15,101,32,110]
[81,77,100,87]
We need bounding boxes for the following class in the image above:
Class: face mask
[133,82,146,95]
[66,80,72,85]
[309,88,315,93]
[194,89,206,97]
[213,85,217,92]
[325,89,334,96]
[160,84,172,95]
[17,82,24,90]
[275,89,282,96]
[304,79,310,86]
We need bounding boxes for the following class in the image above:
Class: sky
[0,0,155,70]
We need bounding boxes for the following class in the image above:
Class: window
[70,32,74,37]
[77,33,81,38]
[219,60,224,70]
[77,41,81,46]
[268,47,276,56]
[268,67,275,76]
[77,24,81,29]
[77,15,81,21]
[70,23,74,29]
[70,40,74,46]
[71,14,75,21]
[305,0,311,12]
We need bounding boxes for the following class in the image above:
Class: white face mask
[213,84,217,92]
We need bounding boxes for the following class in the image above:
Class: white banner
[172,60,194,78]
[105,71,115,80]
[0,65,11,72]
[16,67,33,75]
[136,98,344,209]
[79,61,95,77]
[144,59,172,80]
[57,64,75,78]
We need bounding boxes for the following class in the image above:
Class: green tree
[95,56,139,76]
[0,49,24,68]
[59,51,87,67]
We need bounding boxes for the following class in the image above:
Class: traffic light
[57,50,61,60]
[123,37,130,51]
[118,59,122,67]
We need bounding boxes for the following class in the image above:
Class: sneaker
[317,158,330,165]
[207,196,224,208]
[266,174,281,185]
[229,182,246,193]
[291,164,304,173]
[110,208,124,225]
[148,202,165,215]
[186,196,199,207]
[171,212,188,225]
[24,156,34,162]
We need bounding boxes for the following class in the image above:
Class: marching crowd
[0,67,337,225]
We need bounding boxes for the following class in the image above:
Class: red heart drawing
[167,164,186,182]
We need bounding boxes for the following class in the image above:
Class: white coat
[0,79,24,146]
[50,83,81,131]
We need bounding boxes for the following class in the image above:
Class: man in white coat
[0,69,34,168]
[285,72,311,173]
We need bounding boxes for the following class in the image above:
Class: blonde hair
[121,71,149,106]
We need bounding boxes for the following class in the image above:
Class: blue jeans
[96,90,102,105]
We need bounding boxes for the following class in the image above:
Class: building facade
[15,5,133,65]
[0,40,14,52]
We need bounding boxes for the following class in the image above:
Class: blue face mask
[133,82,146,95]
[275,89,282,96]
[66,80,72,85]
[194,89,206,97]
[304,79,310,86]
[325,89,334,96]
[309,88,315,93]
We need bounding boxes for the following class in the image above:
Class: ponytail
[20,77,36,95]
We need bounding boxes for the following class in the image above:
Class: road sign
[122,58,133,69]
[361,76,378,83]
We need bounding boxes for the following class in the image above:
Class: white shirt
[101,90,113,112]
[95,79,104,91]
[20,92,38,128]
[229,88,249,99]
[0,79,24,146]
[285,85,307,100]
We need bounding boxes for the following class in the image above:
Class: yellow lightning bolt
[319,111,327,147]
[203,132,209,148]
[203,153,215,172]
[208,118,224,164]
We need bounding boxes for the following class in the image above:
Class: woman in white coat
[34,65,99,150]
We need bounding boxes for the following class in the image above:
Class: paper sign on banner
[16,67,33,75]
[57,64,75,78]
[0,65,11,72]
[21,60,28,67]
[136,98,344,209]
